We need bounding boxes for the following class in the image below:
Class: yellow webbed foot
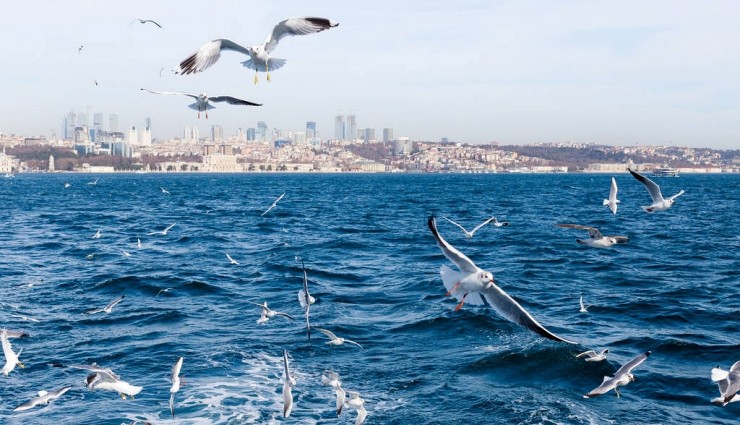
[253,74,259,84]
[267,73,271,82]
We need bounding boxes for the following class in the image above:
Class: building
[383,128,394,143]
[140,126,152,146]
[48,154,55,172]
[93,113,103,132]
[293,132,306,145]
[127,126,137,145]
[64,111,76,140]
[257,121,268,141]
[211,125,223,142]
[0,148,16,173]
[306,121,317,139]
[201,153,241,172]
[109,114,119,132]
[334,115,345,140]
[364,128,376,144]
[346,114,357,141]
[145,117,151,133]
[246,127,256,141]
[183,125,199,142]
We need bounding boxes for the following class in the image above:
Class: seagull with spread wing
[84,295,125,315]
[603,177,620,214]
[442,216,496,238]
[314,327,363,348]
[556,223,628,248]
[13,386,71,412]
[140,88,261,119]
[584,351,651,398]
[628,169,685,213]
[176,17,338,83]
[131,18,162,28]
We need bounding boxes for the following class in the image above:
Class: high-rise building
[211,125,223,142]
[64,111,76,140]
[383,128,394,143]
[357,128,365,141]
[140,126,152,146]
[364,128,376,143]
[306,121,317,139]
[293,132,306,145]
[93,113,104,132]
[127,126,137,144]
[78,113,88,128]
[346,114,357,141]
[257,121,268,141]
[334,115,345,140]
[48,155,55,172]
[246,127,256,141]
[145,117,151,134]
[109,114,119,132]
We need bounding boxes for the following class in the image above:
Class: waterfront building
[306,121,316,138]
[127,126,137,145]
[334,115,345,140]
[257,121,268,141]
[109,114,119,132]
[211,125,223,142]
[383,128,394,143]
[346,114,357,141]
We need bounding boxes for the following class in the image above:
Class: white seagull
[603,177,620,214]
[492,217,510,227]
[579,296,591,313]
[628,169,685,213]
[122,250,131,257]
[261,192,285,216]
[176,17,339,84]
[87,178,100,186]
[130,18,162,28]
[429,215,576,343]
[298,261,315,340]
[70,363,142,399]
[1,329,24,376]
[282,350,296,418]
[147,222,176,236]
[84,294,125,314]
[64,182,71,189]
[346,391,367,425]
[442,216,495,238]
[226,253,239,265]
[141,88,261,119]
[170,357,184,418]
[584,351,651,398]
[576,348,609,362]
[322,370,345,415]
[250,301,294,324]
[13,386,72,412]
[160,186,170,195]
[92,229,101,239]
[137,238,142,249]
[556,224,628,248]
[711,361,740,406]
[314,327,363,348]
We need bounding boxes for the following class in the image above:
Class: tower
[334,115,345,140]
[345,114,357,141]
[383,128,394,143]
[306,121,317,139]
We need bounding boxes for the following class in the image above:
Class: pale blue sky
[2,0,739,148]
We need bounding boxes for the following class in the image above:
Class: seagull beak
[17,362,25,368]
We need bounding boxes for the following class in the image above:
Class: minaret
[48,154,55,172]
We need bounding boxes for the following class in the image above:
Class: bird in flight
[442,216,496,238]
[131,18,162,28]
[141,88,261,119]
[261,192,285,216]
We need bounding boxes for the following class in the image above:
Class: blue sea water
[0,172,738,425]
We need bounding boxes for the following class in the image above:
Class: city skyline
[2,1,740,149]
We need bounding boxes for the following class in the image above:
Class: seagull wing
[344,339,363,348]
[442,216,471,236]
[428,215,479,273]
[1,331,14,361]
[106,295,125,310]
[609,177,618,202]
[275,311,295,320]
[144,19,162,28]
[264,17,338,53]
[355,405,368,425]
[282,350,292,383]
[667,189,685,201]
[208,96,262,106]
[556,223,603,239]
[314,327,338,341]
[177,39,251,75]
[629,169,664,203]
[614,351,651,377]
[165,223,176,232]
[584,376,618,398]
[48,386,72,399]
[140,88,198,100]
[480,283,576,344]
[576,350,598,358]
[171,357,183,384]
[469,216,496,235]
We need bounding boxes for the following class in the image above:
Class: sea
[0,172,737,425]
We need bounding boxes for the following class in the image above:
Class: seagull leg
[454,293,468,311]
[206,111,209,119]
[445,282,461,297]
[615,388,621,398]
[120,393,126,400]
[197,112,200,119]
[266,62,271,82]
[254,71,259,84]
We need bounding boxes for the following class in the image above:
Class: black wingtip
[645,351,652,357]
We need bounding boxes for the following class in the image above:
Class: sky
[2,0,740,149]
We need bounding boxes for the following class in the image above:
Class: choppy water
[0,172,738,425]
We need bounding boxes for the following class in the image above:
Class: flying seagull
[322,370,345,416]
[314,327,363,348]
[87,178,99,186]
[1,329,24,376]
[170,357,184,418]
[282,350,296,418]
[628,169,685,213]
[176,17,339,83]
[556,224,628,248]
[428,215,576,344]
[131,18,162,28]
[250,301,294,324]
[147,222,176,236]
[78,45,84,54]
[442,216,496,238]
[226,253,239,265]
[84,295,125,314]
[141,89,261,119]
[584,351,651,398]
[711,361,740,406]
[492,217,510,227]
[13,386,72,412]
[579,296,591,313]
[576,348,609,362]
[603,177,620,214]
[298,261,315,340]
[346,391,368,425]
[261,192,285,216]
[68,363,142,399]
[160,186,170,195]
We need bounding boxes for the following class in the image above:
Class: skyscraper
[127,126,137,145]
[334,115,345,140]
[246,128,256,141]
[306,121,317,138]
[364,128,375,143]
[346,114,357,141]
[109,114,119,132]
[211,125,223,142]
[93,113,103,132]
[64,111,76,140]
[257,121,268,141]
[141,126,152,146]
[383,128,394,143]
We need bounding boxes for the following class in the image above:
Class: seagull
[78,45,84,54]
[628,169,685,213]
[711,361,740,406]
[603,177,620,214]
[298,261,315,340]
[442,216,495,238]
[159,67,164,77]
[226,253,239,265]
[147,222,176,236]
[87,178,99,185]
[322,370,345,416]
[156,287,174,297]
[1,329,24,376]
[13,386,72,412]
[64,182,71,188]
[92,229,101,239]
[250,301,294,324]
[122,250,131,257]
[576,348,609,362]
[584,351,651,398]
[4,330,30,339]
[137,238,142,249]
[84,295,125,314]
[176,17,339,84]
[428,215,576,343]
[69,363,142,399]
[170,357,183,418]
[282,349,295,418]
[556,224,628,248]
[314,327,363,348]
[579,296,592,313]
[140,88,261,119]
[492,217,510,227]
[160,186,170,195]
[346,391,367,425]
[94,79,98,86]
[261,192,285,216]
[86,253,95,260]
[131,18,162,28]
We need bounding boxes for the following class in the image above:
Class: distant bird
[282,350,295,418]
[603,177,620,214]
[428,215,576,343]
[13,386,71,412]
[64,182,71,189]
[579,296,591,313]
[92,229,101,239]
[140,88,261,119]
[442,216,495,238]
[159,67,164,77]
[86,253,95,260]
[176,17,339,84]
[346,391,367,425]
[298,261,315,340]
[711,361,740,406]
[69,363,142,399]
[628,169,685,213]
[314,327,363,348]
[160,186,170,195]
[147,222,176,236]
[170,357,183,418]
[87,178,99,186]
[131,18,162,28]
[156,287,174,297]
[78,45,84,54]
[137,238,142,249]
[322,370,345,415]
[584,351,651,398]
[261,192,285,216]
[84,295,125,314]
[122,250,131,257]
[576,348,609,362]
[226,253,239,265]
[250,301,294,324]
[94,79,98,86]
[556,224,628,248]
[1,329,24,376]
[491,217,510,227]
